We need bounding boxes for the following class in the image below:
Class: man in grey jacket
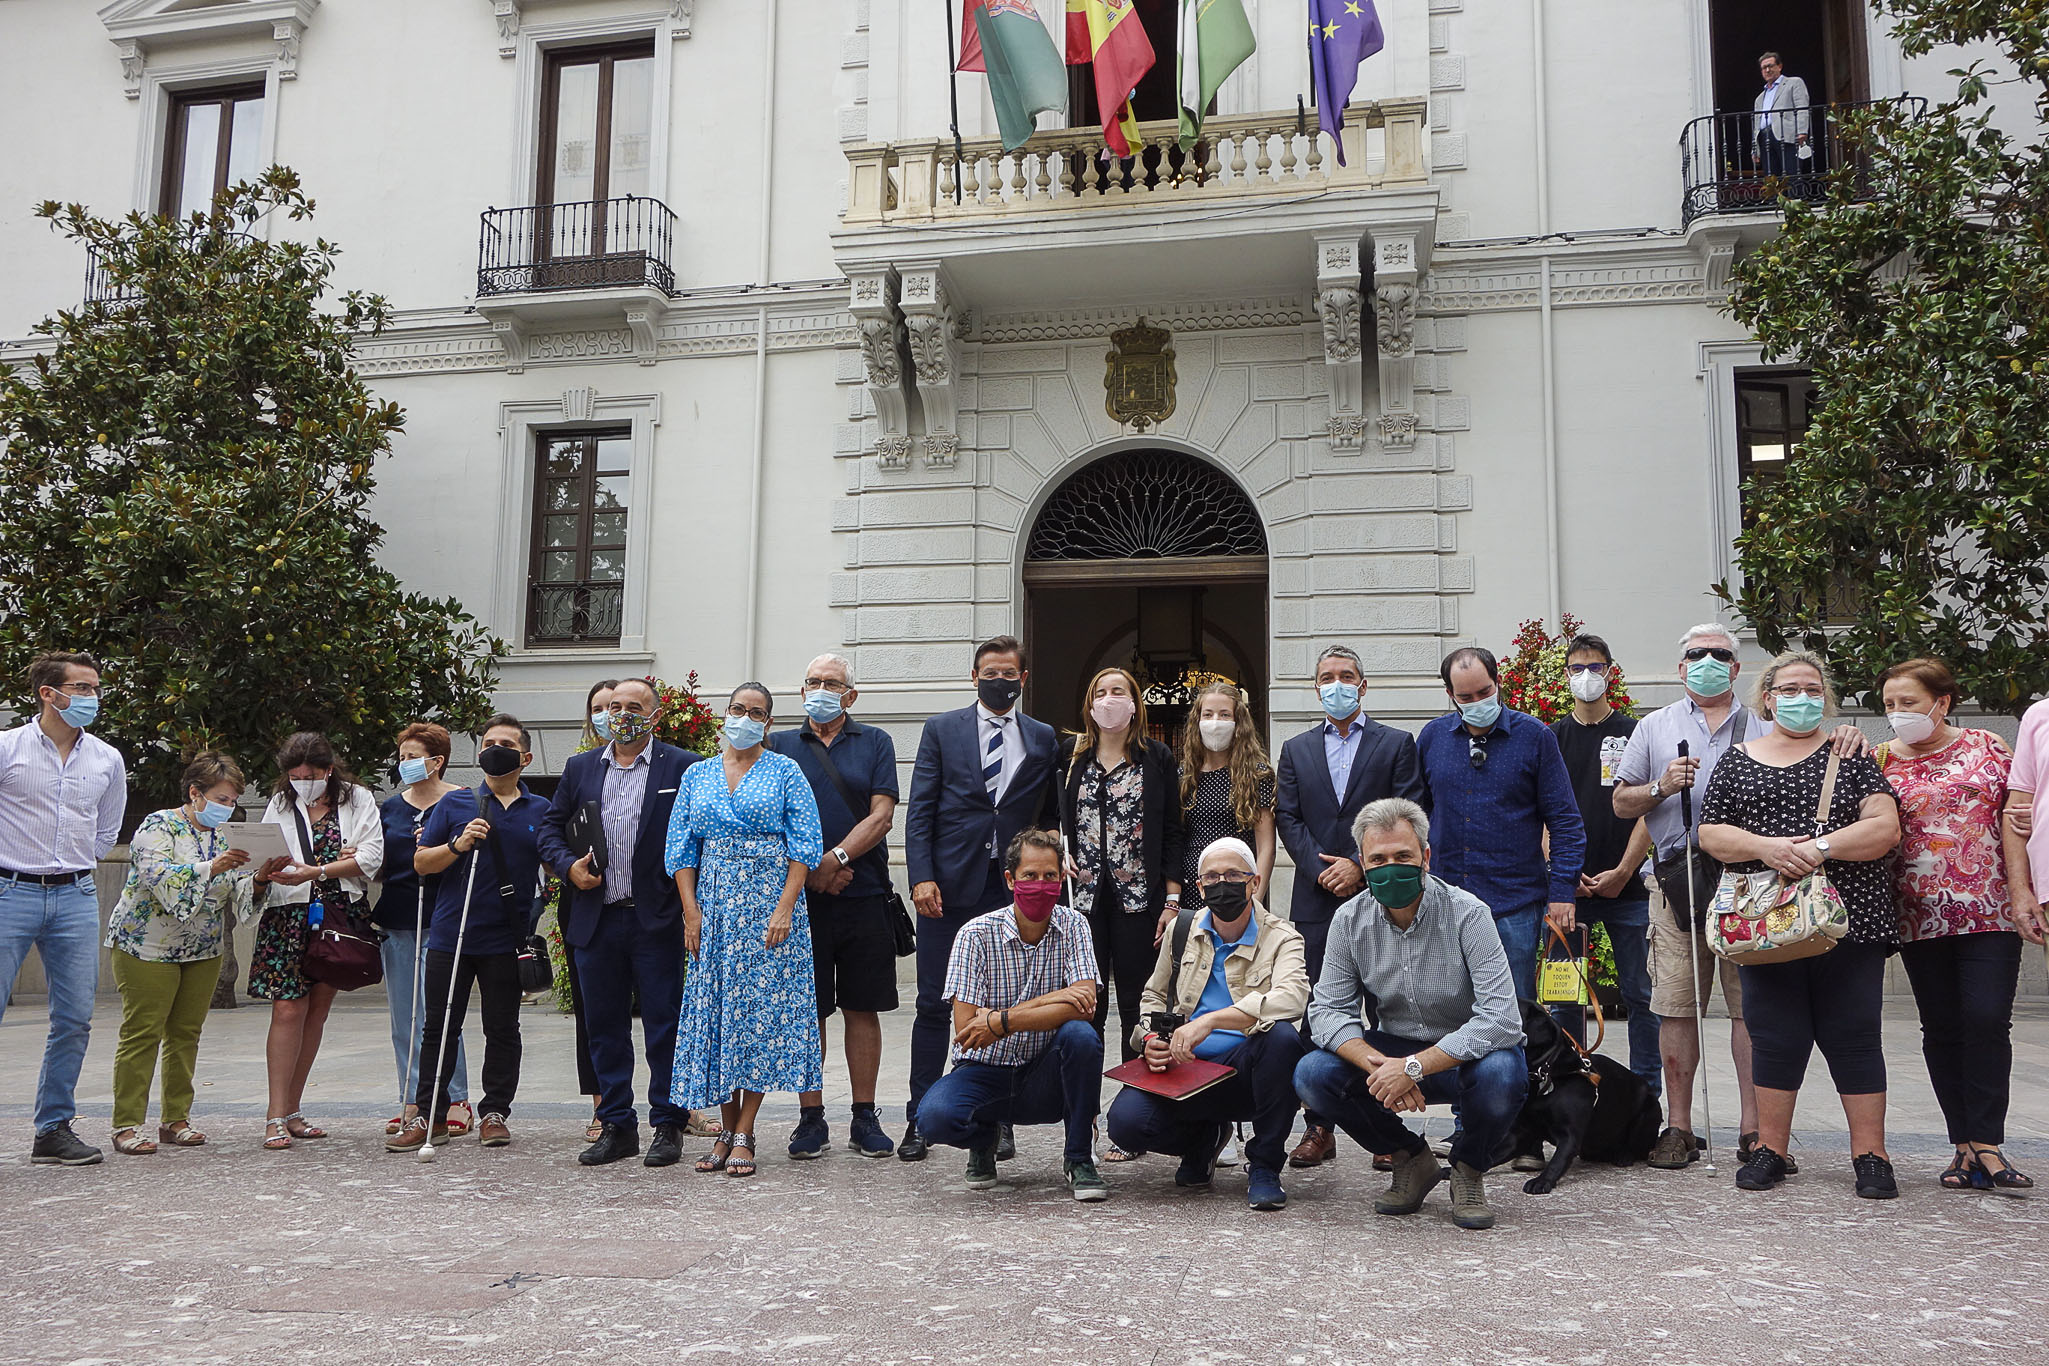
[1754,52,1813,181]
[1292,797,1527,1230]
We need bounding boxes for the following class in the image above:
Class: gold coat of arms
[1104,319,1176,430]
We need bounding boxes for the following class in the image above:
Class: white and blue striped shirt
[0,720,127,874]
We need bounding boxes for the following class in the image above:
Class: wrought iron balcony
[477,196,677,298]
[527,579,624,647]
[1679,98,1926,226]
[83,242,143,308]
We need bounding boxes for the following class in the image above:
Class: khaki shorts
[1647,880,1744,1020]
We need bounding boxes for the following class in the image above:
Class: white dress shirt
[977,702,1027,806]
[0,720,127,874]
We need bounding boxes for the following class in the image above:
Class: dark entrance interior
[1709,0,1871,113]
[1022,450,1268,748]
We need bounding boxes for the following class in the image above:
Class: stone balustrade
[843,98,1427,226]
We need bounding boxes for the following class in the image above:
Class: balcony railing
[83,242,143,308]
[1679,98,1925,225]
[478,196,677,298]
[527,580,624,647]
[844,99,1427,226]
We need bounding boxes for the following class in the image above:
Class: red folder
[1104,1056,1238,1100]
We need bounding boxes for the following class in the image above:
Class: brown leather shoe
[385,1116,449,1153]
[1288,1124,1337,1169]
[478,1113,511,1147]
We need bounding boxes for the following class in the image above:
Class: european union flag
[1308,0,1385,165]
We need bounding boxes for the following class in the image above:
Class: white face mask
[1567,670,1608,704]
[1199,718,1236,752]
[289,777,328,804]
[1886,709,1939,745]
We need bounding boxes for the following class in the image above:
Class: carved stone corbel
[1314,234,1366,449]
[1368,231,1422,452]
[848,267,911,464]
[624,302,664,365]
[273,19,305,79]
[1696,226,1741,298]
[491,316,528,374]
[898,261,961,470]
[115,39,145,99]
[494,0,520,56]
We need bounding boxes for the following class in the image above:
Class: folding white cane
[1677,740,1718,1175]
[417,848,481,1165]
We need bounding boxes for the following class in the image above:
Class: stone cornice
[1421,234,1716,313]
[970,294,1313,344]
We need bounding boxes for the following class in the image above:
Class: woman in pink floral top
[1877,658,2031,1193]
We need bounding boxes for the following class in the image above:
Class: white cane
[417,845,481,1165]
[1677,740,1717,1175]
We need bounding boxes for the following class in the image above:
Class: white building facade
[0,0,2016,785]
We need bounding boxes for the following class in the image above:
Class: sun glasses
[1682,647,1736,663]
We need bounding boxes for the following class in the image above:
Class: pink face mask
[1011,879,1061,922]
[1091,694,1137,730]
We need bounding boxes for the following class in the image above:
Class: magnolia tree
[1719,0,2049,714]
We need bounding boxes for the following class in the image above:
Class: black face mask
[977,676,1023,712]
[478,744,523,778]
[1203,880,1251,921]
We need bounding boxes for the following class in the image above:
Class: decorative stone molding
[491,316,529,374]
[1695,227,1742,297]
[974,295,1310,344]
[493,0,691,55]
[847,267,910,459]
[561,386,596,422]
[1329,415,1369,450]
[875,434,913,471]
[1369,231,1423,452]
[923,433,960,470]
[1375,283,1418,356]
[101,0,319,98]
[898,261,962,458]
[1314,233,1365,449]
[1379,412,1421,446]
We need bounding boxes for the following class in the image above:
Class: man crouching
[1292,798,1527,1229]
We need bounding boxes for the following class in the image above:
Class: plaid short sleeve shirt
[943,904,1099,1067]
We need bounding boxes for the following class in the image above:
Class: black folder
[565,799,606,874]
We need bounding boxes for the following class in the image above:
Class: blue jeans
[917,1020,1103,1164]
[1493,903,1545,1004]
[1106,1022,1305,1172]
[1293,1033,1528,1171]
[379,927,467,1108]
[1554,898,1658,1096]
[0,877,102,1133]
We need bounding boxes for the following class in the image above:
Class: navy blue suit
[901,703,1059,1122]
[538,740,701,1131]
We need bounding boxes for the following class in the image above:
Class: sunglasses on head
[1468,737,1489,770]
[1683,646,1736,663]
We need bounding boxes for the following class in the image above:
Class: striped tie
[984,716,1008,800]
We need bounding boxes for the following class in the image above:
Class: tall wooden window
[161,86,264,218]
[527,431,630,646]
[540,42,655,208]
[1735,368,1857,621]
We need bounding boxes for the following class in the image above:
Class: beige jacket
[1128,902,1309,1055]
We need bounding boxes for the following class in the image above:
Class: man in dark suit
[1275,643,1429,1166]
[537,676,703,1168]
[899,635,1059,1160]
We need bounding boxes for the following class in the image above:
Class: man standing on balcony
[1754,52,1813,184]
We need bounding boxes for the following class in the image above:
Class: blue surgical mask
[196,799,235,829]
[804,690,844,724]
[1685,656,1734,698]
[397,756,432,786]
[590,709,614,742]
[1318,681,1360,720]
[1772,694,1827,734]
[1458,694,1502,729]
[55,694,99,729]
[724,714,767,749]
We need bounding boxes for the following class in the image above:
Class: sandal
[1972,1145,2035,1195]
[683,1110,723,1139]
[284,1112,328,1140]
[157,1121,207,1148]
[725,1131,757,1179]
[112,1127,158,1156]
[386,1113,406,1137]
[695,1131,733,1174]
[444,1101,473,1137]
[585,1106,604,1143]
[263,1118,293,1151]
[1940,1150,1981,1191]
[1101,1143,1143,1163]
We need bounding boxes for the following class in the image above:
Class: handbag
[801,730,916,958]
[1707,748,1851,964]
[288,797,387,992]
[517,933,555,993]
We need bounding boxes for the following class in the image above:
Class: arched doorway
[1022,449,1269,745]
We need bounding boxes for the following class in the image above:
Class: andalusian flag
[1070,0,1155,157]
[1177,0,1255,150]
[957,0,1069,152]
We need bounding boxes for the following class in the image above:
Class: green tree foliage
[0,169,504,803]
[1718,0,2049,715]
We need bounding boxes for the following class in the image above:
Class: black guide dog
[1507,998,1662,1195]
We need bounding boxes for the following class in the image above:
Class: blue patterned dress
[666,750,826,1106]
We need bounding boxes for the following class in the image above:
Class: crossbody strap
[801,732,882,869]
[1163,906,1197,1011]
[1813,747,1843,839]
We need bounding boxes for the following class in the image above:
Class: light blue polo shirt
[1194,910,1257,1060]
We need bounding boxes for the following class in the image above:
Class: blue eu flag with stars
[1309,0,1386,164]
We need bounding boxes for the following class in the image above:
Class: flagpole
[946,1,966,203]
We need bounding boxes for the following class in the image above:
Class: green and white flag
[1177,0,1256,150]
[960,0,1069,153]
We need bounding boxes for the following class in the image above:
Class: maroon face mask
[1011,879,1061,922]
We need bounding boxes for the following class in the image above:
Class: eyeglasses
[1564,662,1609,676]
[1468,738,1489,770]
[1683,647,1736,663]
[1195,870,1255,888]
[726,704,771,722]
[976,669,1022,681]
[1769,685,1826,700]
[802,678,850,693]
[51,683,102,697]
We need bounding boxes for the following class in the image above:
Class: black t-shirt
[1551,711,1648,901]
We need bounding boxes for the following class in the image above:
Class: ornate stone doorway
[1022,449,1269,745]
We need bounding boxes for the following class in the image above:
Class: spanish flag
[1069,0,1155,157]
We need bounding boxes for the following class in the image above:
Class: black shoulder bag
[292,794,387,993]
[802,732,916,958]
[473,786,554,993]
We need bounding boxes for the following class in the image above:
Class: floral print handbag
[1708,749,1851,964]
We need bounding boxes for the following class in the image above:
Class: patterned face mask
[610,710,654,744]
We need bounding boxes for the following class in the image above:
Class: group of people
[2,625,2041,1223]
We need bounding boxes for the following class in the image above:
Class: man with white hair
[1104,836,1309,1211]
[1293,798,1527,1231]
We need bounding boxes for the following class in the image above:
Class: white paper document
[215,821,293,866]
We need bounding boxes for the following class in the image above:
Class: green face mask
[1364,862,1425,910]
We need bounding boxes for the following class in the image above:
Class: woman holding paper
[248,731,384,1150]
[103,752,282,1154]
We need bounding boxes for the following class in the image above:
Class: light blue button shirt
[1194,910,1257,1061]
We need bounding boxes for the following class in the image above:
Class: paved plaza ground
[3,977,2045,1365]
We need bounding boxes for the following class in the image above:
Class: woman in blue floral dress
[666,682,825,1178]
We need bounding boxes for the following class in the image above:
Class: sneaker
[1853,1152,1899,1200]
[1510,1149,1547,1173]
[847,1106,896,1158]
[477,1113,511,1147]
[1215,1130,1243,1168]
[30,1122,103,1166]
[1374,1146,1443,1216]
[1174,1123,1232,1189]
[1064,1158,1111,1202]
[1740,1131,1799,1175]
[788,1107,830,1160]
[1735,1142,1789,1192]
[1647,1126,1701,1169]
[1448,1161,1496,1230]
[965,1144,999,1190]
[1246,1164,1288,1211]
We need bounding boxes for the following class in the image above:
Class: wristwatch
[1649,779,1664,800]
[832,846,850,868]
[1403,1055,1424,1082]
[1814,838,1833,860]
